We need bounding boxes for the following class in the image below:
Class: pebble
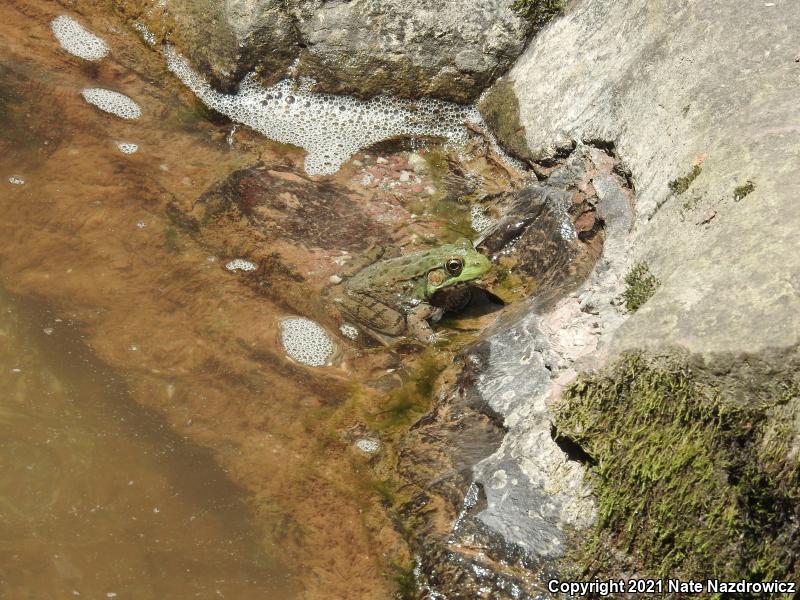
[8,176,25,185]
[398,171,411,183]
[329,274,343,284]
[376,157,388,164]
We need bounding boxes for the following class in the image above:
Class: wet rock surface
[398,143,633,597]
[119,0,533,102]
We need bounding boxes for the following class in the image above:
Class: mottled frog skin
[335,238,491,343]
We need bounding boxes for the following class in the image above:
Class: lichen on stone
[511,0,564,29]
[734,180,756,201]
[477,77,533,163]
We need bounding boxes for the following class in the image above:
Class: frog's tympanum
[332,239,492,343]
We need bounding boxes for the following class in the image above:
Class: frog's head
[425,238,492,295]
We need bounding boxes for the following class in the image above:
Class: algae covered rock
[556,351,800,583]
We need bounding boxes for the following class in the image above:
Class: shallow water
[0,1,521,597]
[0,291,298,599]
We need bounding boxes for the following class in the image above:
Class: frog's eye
[445,258,463,276]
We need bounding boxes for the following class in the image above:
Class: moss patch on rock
[668,164,702,195]
[734,180,756,201]
[477,77,534,163]
[622,262,660,311]
[512,0,564,29]
[555,352,800,584]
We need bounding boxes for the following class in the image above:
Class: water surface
[0,290,298,598]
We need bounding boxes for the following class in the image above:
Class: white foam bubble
[51,15,108,61]
[165,46,491,176]
[470,205,495,233]
[132,20,157,46]
[81,88,142,119]
[339,323,359,340]
[355,438,380,454]
[225,259,257,272]
[116,142,139,154]
[8,176,25,185]
[280,317,335,367]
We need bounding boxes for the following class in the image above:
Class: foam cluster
[165,47,488,176]
[8,176,25,185]
[51,15,109,61]
[225,258,257,272]
[339,323,359,340]
[355,438,380,454]
[116,142,139,154]
[81,89,142,119]
[470,205,495,233]
[280,318,335,367]
[132,20,157,46]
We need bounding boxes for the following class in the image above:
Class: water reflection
[0,291,298,599]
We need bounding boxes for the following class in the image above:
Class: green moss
[556,353,799,584]
[512,0,564,28]
[734,180,756,201]
[622,263,660,311]
[668,165,702,195]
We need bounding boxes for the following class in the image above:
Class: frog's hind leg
[337,291,406,337]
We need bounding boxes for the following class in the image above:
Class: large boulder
[467,0,800,587]
[503,0,800,356]
[120,0,532,102]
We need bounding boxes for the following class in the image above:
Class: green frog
[332,238,492,343]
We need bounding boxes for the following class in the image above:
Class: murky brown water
[0,290,298,599]
[0,1,522,597]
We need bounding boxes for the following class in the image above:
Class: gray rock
[292,0,531,101]
[507,0,800,357]
[119,0,299,92]
[465,0,800,583]
[123,0,532,102]
[468,145,634,563]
